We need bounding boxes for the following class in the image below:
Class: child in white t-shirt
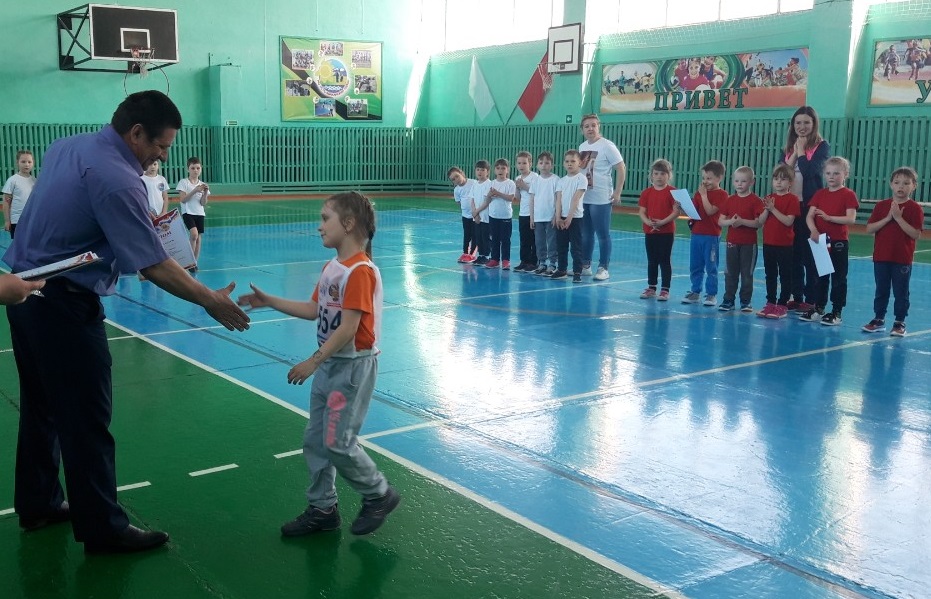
[141,160,169,217]
[553,150,588,283]
[176,156,210,264]
[529,152,558,275]
[2,150,37,239]
[447,166,477,263]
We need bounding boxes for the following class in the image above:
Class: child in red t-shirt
[862,166,924,336]
[718,166,764,312]
[638,159,679,300]
[757,164,801,319]
[683,160,728,307]
[801,157,859,325]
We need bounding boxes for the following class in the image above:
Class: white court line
[104,314,927,598]
[360,438,687,599]
[0,484,151,517]
[104,318,680,595]
[117,481,152,492]
[189,464,239,477]
[273,449,302,459]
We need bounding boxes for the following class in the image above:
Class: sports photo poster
[868,37,931,106]
[600,48,809,114]
[280,37,383,121]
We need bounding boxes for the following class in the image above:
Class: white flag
[469,56,496,120]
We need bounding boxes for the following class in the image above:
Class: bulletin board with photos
[280,36,383,121]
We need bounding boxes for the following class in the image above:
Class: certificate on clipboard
[14,252,102,281]
[670,189,701,221]
[153,209,197,270]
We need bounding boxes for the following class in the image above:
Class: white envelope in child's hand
[808,233,835,277]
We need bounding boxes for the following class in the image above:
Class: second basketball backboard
[547,23,583,73]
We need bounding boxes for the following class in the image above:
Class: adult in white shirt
[577,114,626,281]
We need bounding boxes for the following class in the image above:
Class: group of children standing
[5,151,211,267]
[449,152,924,337]
[448,149,591,283]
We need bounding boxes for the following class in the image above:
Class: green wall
[0,0,423,127]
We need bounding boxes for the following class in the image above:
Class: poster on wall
[600,48,809,114]
[280,36,382,121]
[869,38,931,106]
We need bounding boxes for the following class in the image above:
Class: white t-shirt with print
[578,136,624,205]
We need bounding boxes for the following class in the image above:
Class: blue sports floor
[99,206,929,599]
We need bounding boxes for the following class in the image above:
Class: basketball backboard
[547,23,583,74]
[58,4,178,72]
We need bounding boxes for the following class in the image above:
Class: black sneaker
[474,256,488,265]
[572,273,582,283]
[532,265,548,275]
[280,504,341,536]
[799,307,823,322]
[351,486,400,535]
[820,312,842,326]
[550,270,568,280]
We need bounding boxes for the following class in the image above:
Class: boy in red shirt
[801,157,859,325]
[757,164,801,318]
[682,160,728,307]
[862,166,924,336]
[718,166,764,312]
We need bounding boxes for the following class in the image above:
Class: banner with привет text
[600,48,809,114]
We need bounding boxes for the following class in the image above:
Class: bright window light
[721,0,779,20]
[667,0,720,27]
[442,0,563,52]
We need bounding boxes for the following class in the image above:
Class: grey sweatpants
[723,243,758,305]
[303,354,387,508]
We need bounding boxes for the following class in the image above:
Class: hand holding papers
[14,252,101,281]
[670,189,701,221]
[153,209,197,270]
[807,233,835,276]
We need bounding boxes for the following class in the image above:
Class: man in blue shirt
[4,91,250,554]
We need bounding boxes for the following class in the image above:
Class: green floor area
[0,323,663,599]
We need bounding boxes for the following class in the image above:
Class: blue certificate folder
[14,252,101,281]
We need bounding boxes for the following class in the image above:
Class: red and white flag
[517,52,552,122]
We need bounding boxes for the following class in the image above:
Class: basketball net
[131,47,154,78]
[537,63,554,92]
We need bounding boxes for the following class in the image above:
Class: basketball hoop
[130,46,154,78]
[537,63,555,92]
[124,46,170,96]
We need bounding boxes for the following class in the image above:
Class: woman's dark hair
[784,105,822,156]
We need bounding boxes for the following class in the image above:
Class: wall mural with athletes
[280,36,382,121]
[869,37,931,106]
[600,48,809,114]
